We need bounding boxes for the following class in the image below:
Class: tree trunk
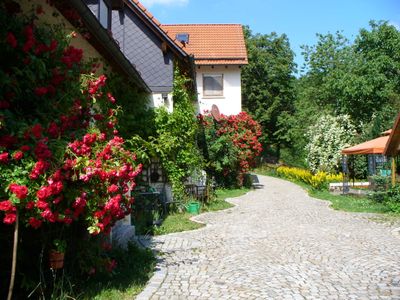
[7,211,18,300]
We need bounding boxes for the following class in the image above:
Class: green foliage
[155,69,202,201]
[305,114,356,173]
[108,75,156,140]
[80,243,156,300]
[199,112,262,187]
[385,185,400,214]
[368,184,400,213]
[153,212,204,235]
[283,22,400,167]
[241,26,296,152]
[129,69,202,202]
[310,189,390,214]
[52,238,67,253]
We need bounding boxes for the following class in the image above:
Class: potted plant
[49,239,67,269]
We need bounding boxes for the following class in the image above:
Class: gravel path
[136,175,400,300]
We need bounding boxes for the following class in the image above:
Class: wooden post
[392,157,396,187]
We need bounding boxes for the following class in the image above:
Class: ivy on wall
[129,68,202,203]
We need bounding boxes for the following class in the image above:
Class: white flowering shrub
[305,114,356,173]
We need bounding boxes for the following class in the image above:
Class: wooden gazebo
[384,112,400,186]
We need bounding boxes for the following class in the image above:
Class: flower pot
[49,250,65,269]
[187,202,200,215]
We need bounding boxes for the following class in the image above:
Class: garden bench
[249,174,263,189]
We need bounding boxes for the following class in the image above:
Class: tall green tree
[241,26,296,157]
[284,21,400,168]
[299,22,400,126]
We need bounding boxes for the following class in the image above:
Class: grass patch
[204,188,250,212]
[153,212,204,235]
[255,166,393,215]
[79,244,156,300]
[154,187,250,235]
[309,189,391,214]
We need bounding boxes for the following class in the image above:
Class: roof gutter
[67,0,151,93]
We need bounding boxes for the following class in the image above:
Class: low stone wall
[329,182,370,193]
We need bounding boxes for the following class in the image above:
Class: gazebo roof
[342,135,389,155]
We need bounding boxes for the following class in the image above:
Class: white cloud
[389,21,400,31]
[139,0,188,8]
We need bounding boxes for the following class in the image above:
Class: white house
[162,24,248,115]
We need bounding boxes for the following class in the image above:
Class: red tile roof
[161,24,248,65]
[130,0,161,26]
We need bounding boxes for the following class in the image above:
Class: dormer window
[176,33,189,45]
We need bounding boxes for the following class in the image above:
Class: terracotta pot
[49,250,65,269]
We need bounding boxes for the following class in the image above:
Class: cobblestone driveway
[136,175,400,300]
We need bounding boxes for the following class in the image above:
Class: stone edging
[135,263,167,300]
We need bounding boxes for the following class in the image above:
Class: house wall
[20,0,107,74]
[196,65,242,116]
[151,93,174,113]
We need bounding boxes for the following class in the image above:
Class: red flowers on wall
[0,9,141,236]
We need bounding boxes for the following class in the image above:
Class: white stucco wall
[151,93,173,113]
[196,65,242,116]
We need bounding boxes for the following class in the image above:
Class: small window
[99,0,110,29]
[176,33,189,44]
[203,74,223,96]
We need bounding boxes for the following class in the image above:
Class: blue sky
[141,0,400,71]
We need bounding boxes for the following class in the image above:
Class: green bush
[385,185,400,213]
[370,175,390,192]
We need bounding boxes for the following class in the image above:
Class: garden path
[136,175,400,300]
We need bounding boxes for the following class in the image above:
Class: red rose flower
[107,184,119,193]
[28,217,42,229]
[0,200,13,211]
[3,213,16,224]
[9,183,28,200]
[13,151,24,160]
[0,101,10,109]
[47,122,59,138]
[41,209,56,222]
[30,160,50,179]
[25,201,35,210]
[6,32,17,48]
[36,200,49,210]
[107,92,116,104]
[37,186,52,200]
[49,39,58,51]
[34,87,48,97]
[31,124,43,139]
[0,152,9,163]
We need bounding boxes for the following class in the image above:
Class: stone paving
[136,175,400,300]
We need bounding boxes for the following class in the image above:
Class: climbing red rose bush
[0,6,140,235]
[199,111,262,187]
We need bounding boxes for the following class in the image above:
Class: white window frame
[203,74,224,97]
